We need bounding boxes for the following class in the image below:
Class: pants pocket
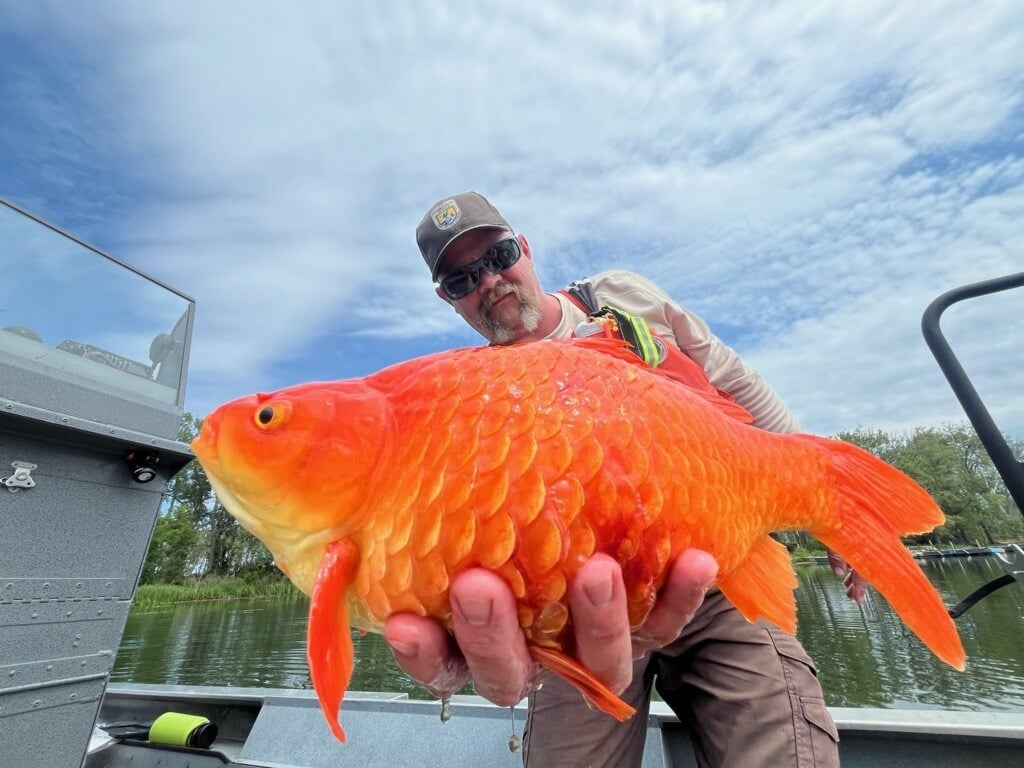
[766,626,840,767]
[800,694,841,766]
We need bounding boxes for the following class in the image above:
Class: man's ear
[518,233,531,261]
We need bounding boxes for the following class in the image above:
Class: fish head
[191,380,393,562]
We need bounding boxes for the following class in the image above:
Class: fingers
[386,550,718,707]
[632,549,717,657]
[827,548,867,604]
[384,614,469,699]
[567,554,634,694]
[844,570,868,604]
[385,568,535,706]
[449,568,536,706]
[826,549,847,580]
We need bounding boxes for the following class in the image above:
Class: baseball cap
[416,191,512,279]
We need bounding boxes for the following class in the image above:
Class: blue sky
[2,1,1022,439]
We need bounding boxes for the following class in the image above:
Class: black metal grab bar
[921,271,1024,515]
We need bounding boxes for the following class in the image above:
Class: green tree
[835,428,900,464]
[840,423,1023,545]
[141,505,200,584]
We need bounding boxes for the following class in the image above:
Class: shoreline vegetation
[132,577,303,611]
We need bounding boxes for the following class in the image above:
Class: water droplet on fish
[440,696,452,723]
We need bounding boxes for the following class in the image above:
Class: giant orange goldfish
[191,336,965,743]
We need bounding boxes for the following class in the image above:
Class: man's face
[435,228,544,344]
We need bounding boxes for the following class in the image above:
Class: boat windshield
[0,199,193,407]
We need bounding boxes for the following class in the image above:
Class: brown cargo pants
[523,589,840,767]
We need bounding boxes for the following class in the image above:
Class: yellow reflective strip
[631,317,661,367]
[612,308,660,367]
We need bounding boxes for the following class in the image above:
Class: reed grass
[132,577,303,610]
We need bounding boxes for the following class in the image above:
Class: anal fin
[716,535,798,634]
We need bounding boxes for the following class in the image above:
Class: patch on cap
[431,199,461,231]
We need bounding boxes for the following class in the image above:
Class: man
[385,191,846,767]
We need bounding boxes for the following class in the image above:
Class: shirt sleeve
[591,270,802,434]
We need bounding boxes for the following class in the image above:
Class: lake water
[111,555,1024,711]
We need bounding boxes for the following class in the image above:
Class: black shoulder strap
[565,278,600,314]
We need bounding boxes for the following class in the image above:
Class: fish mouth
[190,417,219,464]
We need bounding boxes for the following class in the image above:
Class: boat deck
[84,684,1024,768]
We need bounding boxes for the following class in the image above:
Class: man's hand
[383,549,718,705]
[826,549,868,603]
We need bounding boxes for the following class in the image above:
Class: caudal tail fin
[803,436,966,671]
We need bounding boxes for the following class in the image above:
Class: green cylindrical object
[148,712,218,748]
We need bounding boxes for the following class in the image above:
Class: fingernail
[583,572,614,606]
[453,594,492,626]
[698,552,718,592]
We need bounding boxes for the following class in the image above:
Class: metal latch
[2,461,37,491]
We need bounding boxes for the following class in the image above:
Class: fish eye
[253,401,292,430]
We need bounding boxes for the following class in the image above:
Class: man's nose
[476,268,503,294]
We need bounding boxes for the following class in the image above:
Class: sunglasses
[437,238,522,300]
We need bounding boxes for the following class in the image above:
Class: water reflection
[112,596,447,700]
[113,598,311,689]
[112,556,1023,710]
[796,555,1024,710]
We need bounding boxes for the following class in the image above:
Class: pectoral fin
[309,537,360,742]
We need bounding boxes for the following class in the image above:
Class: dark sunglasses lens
[488,239,521,269]
[441,271,477,300]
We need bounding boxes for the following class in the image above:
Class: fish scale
[192,335,966,744]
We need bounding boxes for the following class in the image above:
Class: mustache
[481,281,523,312]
